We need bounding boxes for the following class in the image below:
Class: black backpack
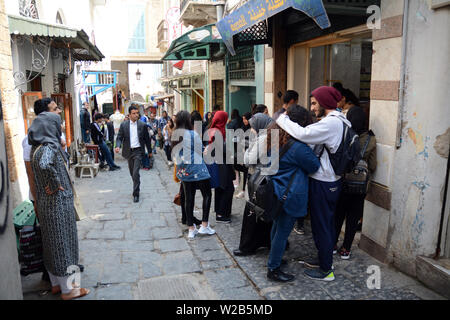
[247,139,296,222]
[343,131,374,194]
[320,118,361,176]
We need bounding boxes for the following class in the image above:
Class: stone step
[416,256,450,299]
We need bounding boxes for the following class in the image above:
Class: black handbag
[246,139,296,222]
[19,222,44,276]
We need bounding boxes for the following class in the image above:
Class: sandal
[52,282,80,295]
[61,288,90,300]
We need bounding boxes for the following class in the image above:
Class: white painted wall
[387,0,450,273]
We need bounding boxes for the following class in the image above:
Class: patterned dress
[31,144,78,277]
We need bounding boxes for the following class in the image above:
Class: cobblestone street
[21,152,445,300]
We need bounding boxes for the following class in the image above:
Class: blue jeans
[98,141,116,168]
[82,129,90,143]
[267,210,297,270]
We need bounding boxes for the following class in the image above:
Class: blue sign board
[216,0,331,55]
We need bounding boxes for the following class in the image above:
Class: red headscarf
[208,111,228,144]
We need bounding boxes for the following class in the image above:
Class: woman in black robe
[233,113,274,256]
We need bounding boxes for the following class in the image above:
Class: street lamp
[136,67,141,81]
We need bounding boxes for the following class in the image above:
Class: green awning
[8,14,104,61]
[162,24,223,61]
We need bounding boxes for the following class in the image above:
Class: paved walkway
[21,152,445,300]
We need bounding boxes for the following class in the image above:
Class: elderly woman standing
[28,111,89,300]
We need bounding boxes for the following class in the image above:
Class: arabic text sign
[216,0,331,55]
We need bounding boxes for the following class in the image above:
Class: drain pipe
[213,3,227,59]
[395,0,410,149]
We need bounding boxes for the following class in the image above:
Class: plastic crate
[13,200,36,228]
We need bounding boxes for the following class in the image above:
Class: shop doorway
[212,80,224,109]
[51,93,74,148]
[288,27,373,123]
[192,89,204,117]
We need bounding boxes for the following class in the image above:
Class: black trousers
[214,184,234,218]
[164,144,172,161]
[182,179,212,227]
[334,192,366,251]
[128,148,142,196]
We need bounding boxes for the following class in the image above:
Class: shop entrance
[288,27,373,122]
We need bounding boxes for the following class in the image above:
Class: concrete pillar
[0,0,24,299]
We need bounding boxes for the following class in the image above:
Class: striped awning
[8,14,104,61]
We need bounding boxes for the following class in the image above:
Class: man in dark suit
[115,105,152,202]
[91,113,121,171]
[102,114,116,160]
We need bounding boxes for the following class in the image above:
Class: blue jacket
[175,130,210,182]
[272,140,320,218]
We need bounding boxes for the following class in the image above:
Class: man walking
[80,102,91,143]
[276,86,349,282]
[115,106,152,202]
[90,113,120,171]
[158,110,169,150]
[139,107,152,170]
[102,114,116,160]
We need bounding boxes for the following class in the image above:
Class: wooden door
[193,89,204,118]
[51,93,73,147]
[22,92,43,133]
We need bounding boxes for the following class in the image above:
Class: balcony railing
[180,0,224,16]
[157,20,168,51]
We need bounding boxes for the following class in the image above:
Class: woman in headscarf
[233,113,274,256]
[233,112,252,199]
[28,111,89,300]
[207,111,235,223]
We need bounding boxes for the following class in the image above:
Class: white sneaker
[198,224,216,235]
[188,226,198,239]
[235,191,245,199]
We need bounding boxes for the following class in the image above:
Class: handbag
[173,193,181,206]
[246,139,296,222]
[19,220,44,276]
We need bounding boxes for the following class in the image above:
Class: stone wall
[0,0,23,300]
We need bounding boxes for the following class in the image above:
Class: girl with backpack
[333,105,377,259]
[265,105,320,282]
[173,111,215,239]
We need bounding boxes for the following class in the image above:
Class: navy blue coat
[271,140,320,218]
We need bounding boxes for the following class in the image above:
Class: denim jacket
[175,130,210,182]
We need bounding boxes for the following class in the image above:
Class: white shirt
[22,136,34,201]
[276,111,351,182]
[22,136,32,161]
[130,120,140,148]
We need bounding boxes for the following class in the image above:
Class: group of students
[172,84,377,283]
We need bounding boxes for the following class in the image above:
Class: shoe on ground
[333,245,338,255]
[267,268,295,282]
[168,161,173,166]
[339,247,351,260]
[216,215,231,224]
[198,224,216,235]
[300,258,334,270]
[133,196,139,203]
[188,226,198,239]
[304,268,335,282]
[235,191,245,199]
[294,225,305,235]
[113,165,121,170]
[109,166,117,171]
[233,249,256,257]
